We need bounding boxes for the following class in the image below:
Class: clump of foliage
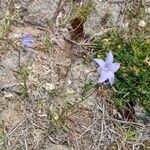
[93,28,150,114]
[0,11,19,38]
[71,1,95,23]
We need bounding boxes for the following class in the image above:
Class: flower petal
[108,63,120,73]
[98,70,108,83]
[94,59,105,69]
[108,73,115,85]
[98,70,115,83]
[98,71,115,85]
[22,34,34,48]
[105,51,113,64]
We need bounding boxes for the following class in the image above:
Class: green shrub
[93,29,150,114]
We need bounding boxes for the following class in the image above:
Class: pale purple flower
[21,34,34,48]
[94,51,120,85]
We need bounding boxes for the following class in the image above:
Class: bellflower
[94,51,120,85]
[21,34,34,48]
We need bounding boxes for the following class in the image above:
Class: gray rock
[135,105,150,125]
[0,49,36,89]
[23,0,59,26]
[63,59,97,107]
[84,0,123,35]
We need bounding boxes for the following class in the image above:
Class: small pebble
[44,83,55,91]
[138,20,146,27]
